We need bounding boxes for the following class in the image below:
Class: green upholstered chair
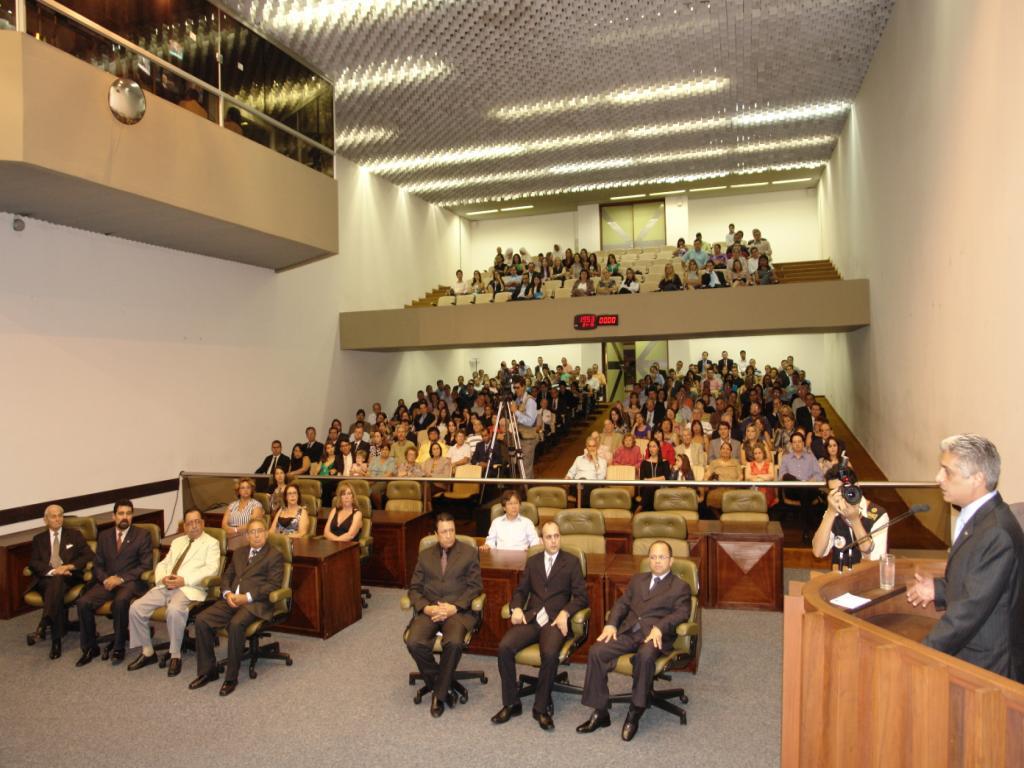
[345,478,372,499]
[607,557,701,724]
[527,486,567,524]
[400,534,487,705]
[215,532,294,679]
[632,511,690,557]
[357,516,373,609]
[554,508,606,555]
[590,487,633,522]
[385,480,423,514]
[489,500,540,525]
[499,545,591,708]
[652,487,700,523]
[152,526,227,667]
[720,489,770,522]
[96,522,162,660]
[292,478,322,521]
[23,515,98,648]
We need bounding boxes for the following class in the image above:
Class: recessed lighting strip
[335,56,449,96]
[772,177,815,184]
[402,136,833,194]
[436,162,826,207]
[268,0,447,30]
[335,126,396,148]
[360,101,849,174]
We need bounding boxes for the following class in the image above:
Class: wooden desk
[161,533,361,640]
[0,508,164,620]
[703,520,784,611]
[362,509,435,588]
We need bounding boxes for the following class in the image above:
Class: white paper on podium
[830,592,871,610]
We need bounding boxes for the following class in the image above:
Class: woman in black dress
[323,481,363,543]
[638,440,671,511]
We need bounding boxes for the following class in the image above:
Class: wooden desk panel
[0,508,163,620]
[705,522,784,611]
[362,509,435,588]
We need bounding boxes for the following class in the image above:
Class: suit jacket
[925,492,1024,681]
[92,525,153,586]
[716,358,734,374]
[304,441,324,463]
[511,549,588,624]
[27,526,92,589]
[409,540,482,614]
[256,453,292,475]
[152,532,221,602]
[607,571,691,640]
[219,545,286,621]
[643,403,666,427]
[349,438,371,460]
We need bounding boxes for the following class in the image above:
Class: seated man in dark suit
[577,541,691,741]
[405,512,482,718]
[303,426,324,463]
[492,521,588,730]
[190,517,284,696]
[26,504,93,659]
[255,439,291,476]
[76,499,152,666]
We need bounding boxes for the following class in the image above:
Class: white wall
[464,210,576,274]
[664,193,689,247]
[576,204,601,253]
[687,187,819,263]
[818,0,1024,500]
[0,157,463,523]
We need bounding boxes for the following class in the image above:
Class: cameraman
[812,465,889,567]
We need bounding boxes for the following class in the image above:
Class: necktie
[440,547,448,576]
[649,575,661,592]
[248,548,258,563]
[50,532,62,570]
[170,539,193,576]
[545,554,553,577]
[269,455,278,474]
[116,531,123,553]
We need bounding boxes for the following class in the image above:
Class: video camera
[837,453,862,505]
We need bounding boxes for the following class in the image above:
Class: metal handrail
[178,470,940,490]
[33,0,335,157]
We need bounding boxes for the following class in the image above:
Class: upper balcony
[0,0,338,269]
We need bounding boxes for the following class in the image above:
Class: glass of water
[879,554,896,590]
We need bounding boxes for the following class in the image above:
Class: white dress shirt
[952,490,997,544]
[485,515,540,550]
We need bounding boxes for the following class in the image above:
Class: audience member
[658,264,683,291]
[812,466,888,567]
[778,432,825,541]
[705,441,743,514]
[481,490,540,552]
[255,440,290,476]
[323,482,363,543]
[270,484,310,539]
[565,436,607,506]
[638,441,670,511]
[612,433,642,470]
[571,269,595,297]
[286,443,310,480]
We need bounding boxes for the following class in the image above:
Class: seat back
[447,463,482,499]
[417,534,479,552]
[490,501,539,525]
[436,295,455,306]
[266,533,293,619]
[590,487,632,521]
[527,486,567,523]
[133,523,162,581]
[653,487,699,523]
[632,511,689,557]
[203,526,228,597]
[606,464,636,481]
[64,515,99,542]
[346,478,372,498]
[721,489,768,518]
[356,495,373,520]
[293,478,321,519]
[385,480,423,514]
[358,519,373,560]
[555,508,605,554]
[253,492,271,516]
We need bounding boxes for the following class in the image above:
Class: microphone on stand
[838,504,930,563]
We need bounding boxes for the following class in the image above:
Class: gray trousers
[128,587,194,656]
[519,437,538,479]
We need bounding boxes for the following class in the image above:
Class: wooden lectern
[783,559,1024,767]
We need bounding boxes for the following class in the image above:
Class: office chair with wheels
[215,532,294,679]
[96,523,162,660]
[632,512,690,557]
[554,509,606,555]
[400,534,487,706]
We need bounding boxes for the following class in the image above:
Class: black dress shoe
[110,648,125,664]
[75,647,100,667]
[49,642,62,661]
[491,703,523,724]
[621,706,644,742]
[127,653,158,671]
[167,658,182,677]
[430,695,445,718]
[533,710,554,730]
[445,690,458,709]
[576,710,611,733]
[219,680,237,697]
[188,672,218,690]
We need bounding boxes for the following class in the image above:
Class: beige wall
[818,0,1024,506]
[465,211,576,274]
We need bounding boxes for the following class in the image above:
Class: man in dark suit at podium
[76,500,152,666]
[577,541,691,741]
[26,504,93,659]
[492,521,588,730]
[907,434,1024,682]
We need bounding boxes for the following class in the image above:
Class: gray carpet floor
[1,588,782,767]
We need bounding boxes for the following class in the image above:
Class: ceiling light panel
[223,0,894,204]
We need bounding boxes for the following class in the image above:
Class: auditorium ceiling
[224,0,894,212]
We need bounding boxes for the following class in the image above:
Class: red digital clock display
[574,313,619,330]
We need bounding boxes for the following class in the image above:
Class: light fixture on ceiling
[489,76,729,120]
[336,126,396,148]
[689,185,727,192]
[609,193,647,200]
[359,102,848,174]
[659,189,688,195]
[730,181,770,188]
[772,177,815,184]
[267,0,442,29]
[399,136,832,194]
[465,208,499,216]
[335,56,449,95]
[434,161,828,207]
[500,205,534,212]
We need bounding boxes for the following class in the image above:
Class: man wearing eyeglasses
[576,541,691,742]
